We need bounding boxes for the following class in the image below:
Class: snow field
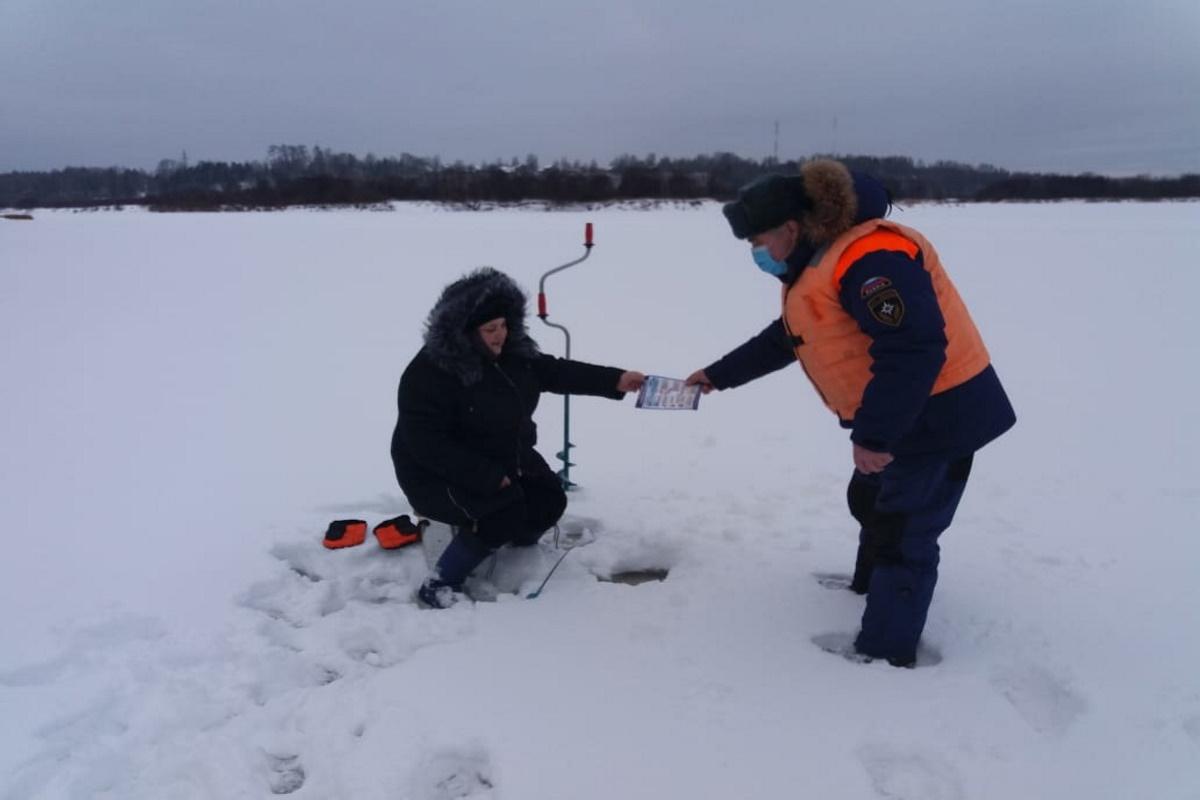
[1,200,1198,798]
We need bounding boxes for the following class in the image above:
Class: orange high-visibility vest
[782,219,990,422]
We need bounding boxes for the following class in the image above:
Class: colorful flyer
[635,375,702,410]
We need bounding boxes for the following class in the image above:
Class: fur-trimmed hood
[423,267,540,385]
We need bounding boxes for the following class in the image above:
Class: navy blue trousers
[848,452,974,665]
[414,470,567,586]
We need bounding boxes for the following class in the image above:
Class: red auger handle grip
[538,292,547,317]
[585,222,593,247]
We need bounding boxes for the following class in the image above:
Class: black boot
[418,530,494,608]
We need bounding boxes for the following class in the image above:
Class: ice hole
[598,568,669,586]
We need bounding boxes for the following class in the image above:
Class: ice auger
[536,222,594,489]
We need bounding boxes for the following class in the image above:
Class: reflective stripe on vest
[781,219,991,422]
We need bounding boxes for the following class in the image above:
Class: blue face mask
[752,245,789,276]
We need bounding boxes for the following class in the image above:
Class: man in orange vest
[686,159,1015,667]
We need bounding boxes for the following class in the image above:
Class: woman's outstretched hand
[617,371,646,393]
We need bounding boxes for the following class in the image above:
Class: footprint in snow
[345,571,411,605]
[410,746,495,800]
[811,632,943,667]
[338,627,389,667]
[265,753,306,795]
[812,572,864,593]
[270,541,328,583]
[857,743,965,800]
[237,578,307,628]
[990,663,1087,736]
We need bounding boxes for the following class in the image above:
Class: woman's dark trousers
[416,471,568,587]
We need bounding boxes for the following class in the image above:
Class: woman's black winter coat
[390,268,624,515]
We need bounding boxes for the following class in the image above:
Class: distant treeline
[2,145,1197,210]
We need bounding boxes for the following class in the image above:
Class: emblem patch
[867,288,905,326]
[860,276,892,298]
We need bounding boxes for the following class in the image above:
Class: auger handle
[537,222,594,319]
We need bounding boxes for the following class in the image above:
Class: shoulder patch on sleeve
[860,276,892,299]
[867,288,905,326]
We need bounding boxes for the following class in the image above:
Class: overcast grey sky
[1,0,1197,175]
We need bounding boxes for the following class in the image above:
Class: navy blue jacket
[705,174,1015,457]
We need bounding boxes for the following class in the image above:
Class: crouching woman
[391,268,644,608]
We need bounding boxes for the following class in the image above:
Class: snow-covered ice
[1,200,1198,798]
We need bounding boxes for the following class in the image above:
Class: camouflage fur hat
[722,159,859,245]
